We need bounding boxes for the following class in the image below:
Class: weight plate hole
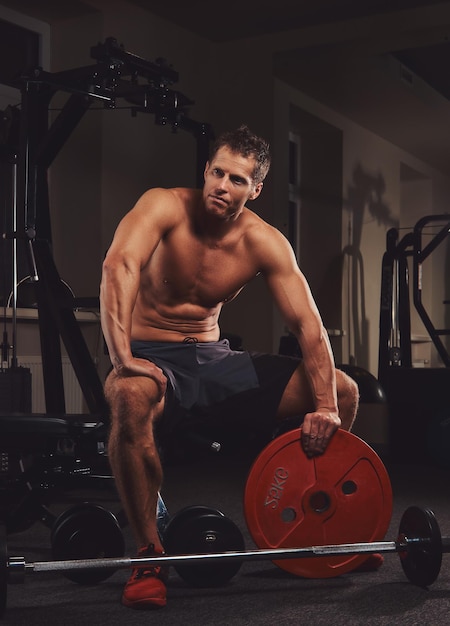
[342,481,357,495]
[309,491,330,513]
[281,507,297,522]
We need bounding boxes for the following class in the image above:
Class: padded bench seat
[0,413,105,436]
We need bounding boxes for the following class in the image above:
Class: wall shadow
[343,162,397,368]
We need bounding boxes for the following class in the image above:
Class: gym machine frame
[11,36,213,419]
[377,214,450,462]
[378,214,450,378]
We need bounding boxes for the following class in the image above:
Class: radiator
[18,356,83,414]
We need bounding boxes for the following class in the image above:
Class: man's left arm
[260,227,341,456]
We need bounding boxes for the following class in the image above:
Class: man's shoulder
[242,208,281,239]
[141,186,197,204]
[135,187,199,221]
[242,209,291,264]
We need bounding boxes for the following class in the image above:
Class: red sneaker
[122,544,168,609]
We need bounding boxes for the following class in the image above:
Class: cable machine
[1,37,214,419]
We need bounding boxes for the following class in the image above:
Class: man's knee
[105,372,164,425]
[336,370,359,429]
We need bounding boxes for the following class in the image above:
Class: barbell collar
[8,557,25,583]
[442,537,450,552]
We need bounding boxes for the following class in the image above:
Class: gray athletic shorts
[131,339,301,437]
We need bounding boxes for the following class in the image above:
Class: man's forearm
[100,262,138,370]
[296,324,338,414]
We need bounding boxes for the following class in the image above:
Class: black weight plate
[164,512,245,587]
[0,524,7,618]
[398,506,442,587]
[162,505,224,548]
[51,503,93,543]
[51,502,125,585]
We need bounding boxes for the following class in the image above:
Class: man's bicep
[266,267,319,333]
[106,191,169,268]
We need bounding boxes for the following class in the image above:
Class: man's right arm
[100,188,176,395]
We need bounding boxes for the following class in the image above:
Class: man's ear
[204,161,210,181]
[248,182,263,201]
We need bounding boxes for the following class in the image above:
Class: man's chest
[147,232,260,305]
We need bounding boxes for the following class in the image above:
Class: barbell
[1,504,449,617]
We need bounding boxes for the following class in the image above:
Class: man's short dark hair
[210,125,271,185]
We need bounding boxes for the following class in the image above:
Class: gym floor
[4,442,450,625]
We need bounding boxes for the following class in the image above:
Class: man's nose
[216,177,230,192]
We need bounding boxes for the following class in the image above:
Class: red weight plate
[244,428,392,578]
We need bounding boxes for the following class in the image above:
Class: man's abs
[130,300,222,343]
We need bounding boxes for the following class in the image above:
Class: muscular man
[100,126,360,610]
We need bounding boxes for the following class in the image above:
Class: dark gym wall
[0,18,39,86]
[290,106,344,362]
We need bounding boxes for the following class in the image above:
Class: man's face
[202,147,263,221]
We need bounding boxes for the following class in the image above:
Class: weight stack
[0,367,32,412]
[380,367,450,464]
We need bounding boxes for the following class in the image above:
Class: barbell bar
[1,505,449,616]
[10,539,407,574]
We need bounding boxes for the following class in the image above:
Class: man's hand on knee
[301,411,341,458]
[113,357,167,401]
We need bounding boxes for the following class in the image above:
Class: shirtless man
[100,125,360,609]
